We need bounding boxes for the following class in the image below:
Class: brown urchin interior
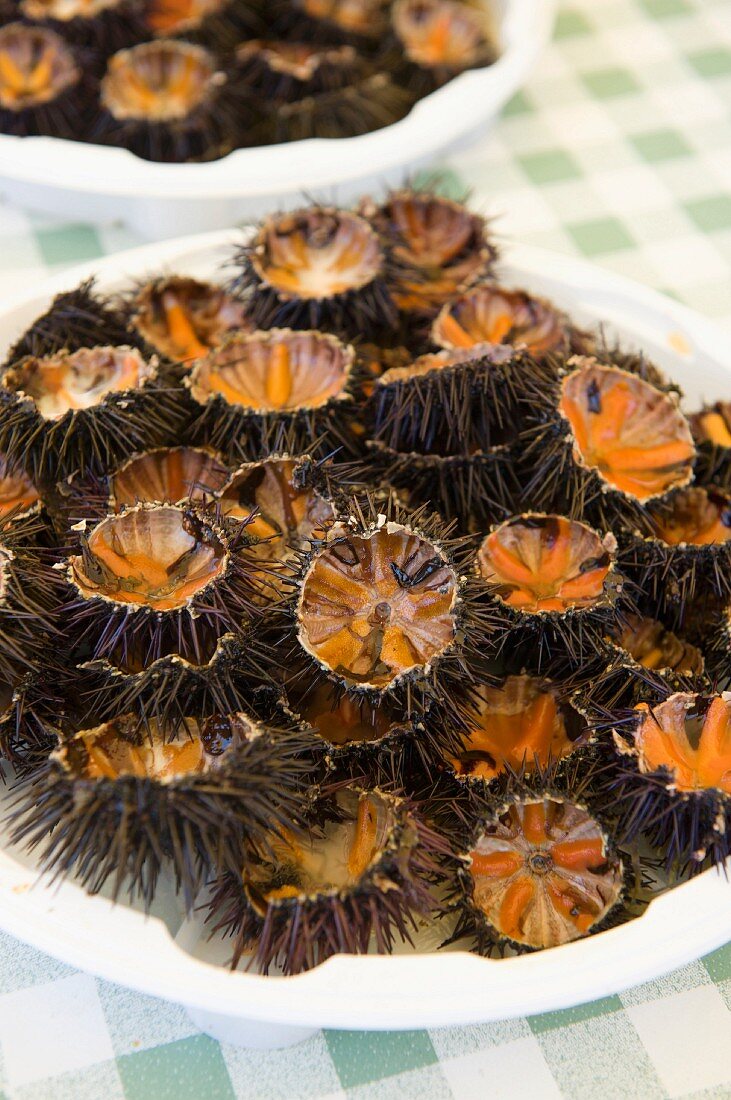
[393,0,493,69]
[101,41,217,122]
[617,614,703,676]
[56,711,247,781]
[245,789,396,909]
[252,209,384,301]
[477,515,612,614]
[0,455,39,520]
[432,285,567,357]
[145,0,224,35]
[0,24,78,110]
[468,798,623,948]
[447,676,586,781]
[70,505,226,611]
[110,446,230,509]
[633,694,731,793]
[1,346,153,421]
[298,522,458,687]
[188,330,352,412]
[559,363,695,502]
[133,276,249,361]
[650,486,731,546]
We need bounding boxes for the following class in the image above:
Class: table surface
[0,0,730,1097]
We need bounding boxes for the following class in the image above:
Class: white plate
[0,0,555,240]
[0,231,729,1049]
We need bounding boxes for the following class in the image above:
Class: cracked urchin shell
[474,513,632,671]
[431,284,577,362]
[0,23,95,139]
[618,485,731,624]
[520,358,696,532]
[185,327,358,462]
[16,0,147,56]
[368,344,549,454]
[92,40,238,163]
[364,439,521,534]
[143,0,264,49]
[362,188,497,315]
[0,344,190,480]
[206,783,449,974]
[285,496,493,721]
[4,277,150,366]
[601,691,731,874]
[448,792,626,954]
[126,275,252,363]
[60,502,265,667]
[387,0,498,96]
[229,207,398,339]
[689,401,731,490]
[7,708,320,909]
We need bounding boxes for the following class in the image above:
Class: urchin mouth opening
[110,446,230,510]
[101,41,218,123]
[393,0,493,68]
[477,514,614,615]
[297,523,459,689]
[55,709,252,782]
[431,285,565,357]
[252,210,384,301]
[244,789,397,910]
[70,505,228,611]
[559,362,695,503]
[133,276,249,361]
[1,345,154,422]
[188,330,353,413]
[649,487,731,547]
[0,24,79,110]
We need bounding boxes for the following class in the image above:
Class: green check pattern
[0,0,730,1096]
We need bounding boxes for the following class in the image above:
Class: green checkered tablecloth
[0,0,729,1096]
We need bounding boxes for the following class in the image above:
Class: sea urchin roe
[633,694,731,794]
[70,505,226,610]
[145,0,224,35]
[393,0,493,70]
[188,329,352,413]
[617,614,703,676]
[477,515,612,614]
[1,346,153,421]
[447,676,586,781]
[220,457,333,556]
[469,799,623,948]
[298,522,458,688]
[237,39,354,81]
[0,24,78,111]
[245,790,394,908]
[56,711,248,782]
[559,363,695,501]
[110,446,230,509]
[19,0,123,19]
[650,486,731,547]
[133,276,249,361]
[0,455,39,520]
[101,41,217,123]
[432,285,566,357]
[690,402,731,448]
[290,680,398,745]
[252,210,384,300]
[298,0,387,35]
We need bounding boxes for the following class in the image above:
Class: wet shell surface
[468,797,624,949]
[110,446,230,509]
[297,520,458,688]
[559,361,695,502]
[432,285,568,358]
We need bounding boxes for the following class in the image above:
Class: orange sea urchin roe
[469,798,623,948]
[447,676,585,781]
[71,505,226,611]
[134,276,249,361]
[0,24,78,110]
[617,614,703,676]
[291,681,397,746]
[432,285,566,358]
[691,402,731,448]
[0,455,39,520]
[111,447,230,509]
[101,40,215,122]
[634,694,731,793]
[253,209,383,300]
[300,0,386,34]
[477,515,612,613]
[650,487,731,547]
[559,363,695,501]
[188,329,351,412]
[298,523,458,688]
[393,0,491,69]
[145,0,223,35]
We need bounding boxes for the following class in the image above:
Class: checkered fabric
[0,0,729,1096]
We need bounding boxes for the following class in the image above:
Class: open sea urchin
[0,23,91,139]
[128,275,251,362]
